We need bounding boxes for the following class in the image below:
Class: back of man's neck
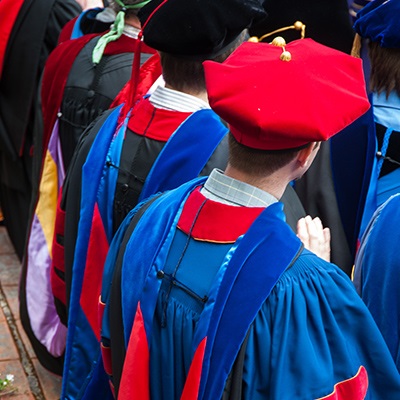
[224,165,289,200]
[124,15,141,30]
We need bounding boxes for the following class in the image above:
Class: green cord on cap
[113,0,152,10]
[92,10,125,65]
[92,0,152,65]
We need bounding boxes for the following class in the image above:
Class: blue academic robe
[104,178,400,399]
[354,193,400,372]
[62,107,228,399]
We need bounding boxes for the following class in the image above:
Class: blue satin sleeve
[243,251,400,399]
[355,194,400,371]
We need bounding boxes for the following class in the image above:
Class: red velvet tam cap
[203,38,371,150]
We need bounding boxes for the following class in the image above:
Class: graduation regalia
[54,0,275,395]
[51,54,162,325]
[99,29,399,398]
[355,96,400,241]
[58,70,305,400]
[354,193,400,372]
[0,0,81,260]
[65,98,243,397]
[58,56,304,400]
[351,0,400,239]
[58,102,231,399]
[20,24,155,375]
[352,0,400,373]
[105,178,399,399]
[60,0,305,396]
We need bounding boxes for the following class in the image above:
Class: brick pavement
[0,227,62,399]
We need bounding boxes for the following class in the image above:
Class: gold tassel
[248,21,306,43]
[247,21,306,63]
[351,33,362,58]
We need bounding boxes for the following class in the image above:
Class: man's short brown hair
[160,30,248,94]
[228,134,309,176]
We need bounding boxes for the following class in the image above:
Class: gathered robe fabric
[354,193,400,372]
[103,178,400,399]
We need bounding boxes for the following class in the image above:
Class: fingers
[306,216,321,251]
[296,216,331,262]
[296,217,309,246]
[321,227,331,262]
[323,227,331,244]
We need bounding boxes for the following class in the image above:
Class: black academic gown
[0,0,81,260]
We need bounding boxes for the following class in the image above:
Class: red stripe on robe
[181,337,207,400]
[119,302,150,400]
[317,366,368,400]
[79,203,109,340]
[101,342,113,377]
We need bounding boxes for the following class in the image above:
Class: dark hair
[111,0,143,18]
[160,30,248,94]
[228,134,309,176]
[368,41,400,98]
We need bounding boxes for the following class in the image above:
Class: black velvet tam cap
[138,0,267,58]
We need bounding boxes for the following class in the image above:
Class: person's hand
[296,216,331,262]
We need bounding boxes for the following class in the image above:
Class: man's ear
[296,142,320,168]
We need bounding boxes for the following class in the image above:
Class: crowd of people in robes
[1,0,400,398]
